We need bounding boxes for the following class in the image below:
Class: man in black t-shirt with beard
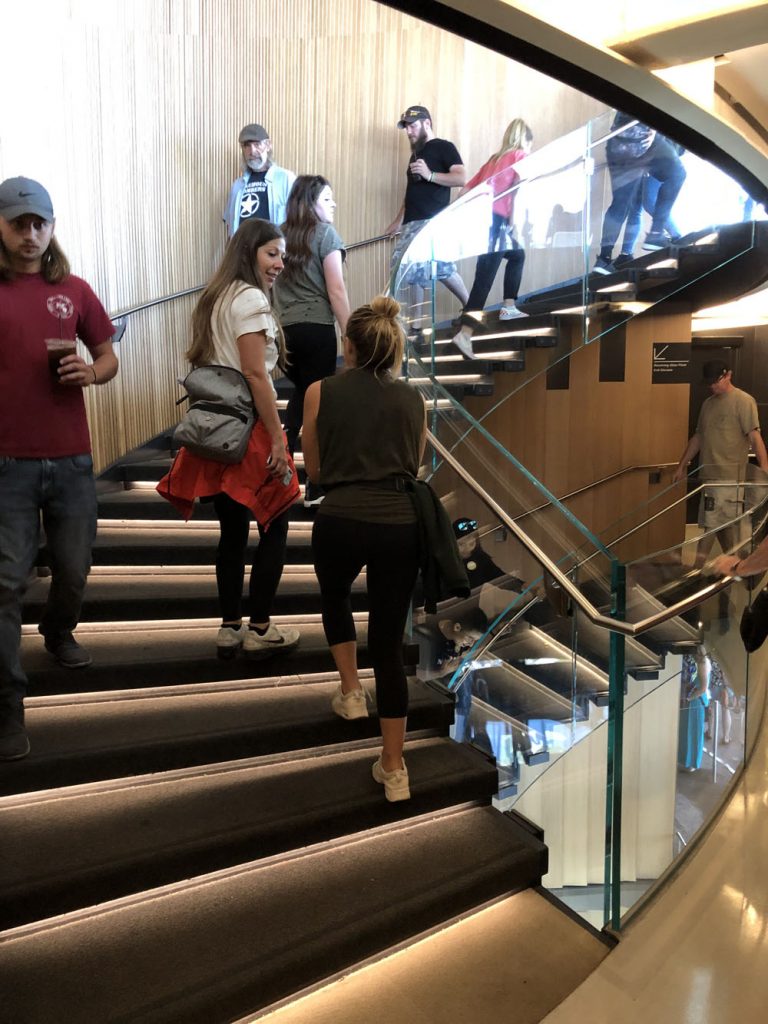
[385,105,468,332]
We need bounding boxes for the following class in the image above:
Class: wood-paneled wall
[0,0,605,471]
[456,309,692,558]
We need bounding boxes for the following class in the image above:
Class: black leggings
[212,493,289,623]
[283,322,338,455]
[465,212,525,312]
[312,515,421,718]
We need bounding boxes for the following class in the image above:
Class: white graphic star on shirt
[240,193,260,217]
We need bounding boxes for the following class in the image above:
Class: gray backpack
[173,364,256,464]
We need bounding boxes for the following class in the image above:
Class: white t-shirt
[209,282,280,394]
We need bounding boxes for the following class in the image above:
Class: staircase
[1,387,549,1024]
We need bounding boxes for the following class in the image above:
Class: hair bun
[369,295,401,321]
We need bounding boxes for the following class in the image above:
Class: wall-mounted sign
[652,342,690,383]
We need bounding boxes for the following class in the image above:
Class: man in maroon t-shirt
[0,177,118,760]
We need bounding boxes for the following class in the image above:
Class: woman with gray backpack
[157,218,301,660]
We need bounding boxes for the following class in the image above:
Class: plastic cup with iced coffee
[46,338,77,379]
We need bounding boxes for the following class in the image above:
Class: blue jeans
[600,137,686,255]
[0,455,97,729]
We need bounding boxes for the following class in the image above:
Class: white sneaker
[216,626,243,660]
[499,304,528,320]
[243,623,300,657]
[372,756,410,802]
[451,329,475,359]
[331,685,369,720]
[303,482,325,508]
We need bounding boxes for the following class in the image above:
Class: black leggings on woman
[283,322,338,455]
[212,493,290,623]
[312,515,421,718]
[464,211,525,314]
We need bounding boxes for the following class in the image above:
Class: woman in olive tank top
[303,297,426,802]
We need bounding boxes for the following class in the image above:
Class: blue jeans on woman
[0,455,97,732]
[599,136,686,256]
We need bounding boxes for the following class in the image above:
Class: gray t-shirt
[274,222,345,326]
[696,386,759,480]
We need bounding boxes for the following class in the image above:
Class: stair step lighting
[20,612,364,635]
[409,373,487,384]
[96,519,314,531]
[595,282,635,293]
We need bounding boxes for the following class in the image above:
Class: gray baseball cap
[238,123,270,144]
[0,177,54,221]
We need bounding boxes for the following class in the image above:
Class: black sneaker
[44,633,92,669]
[0,726,30,761]
[592,257,615,275]
[614,253,635,268]
[643,231,672,251]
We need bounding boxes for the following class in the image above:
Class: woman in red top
[452,119,533,359]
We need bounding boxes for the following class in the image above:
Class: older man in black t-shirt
[385,105,468,332]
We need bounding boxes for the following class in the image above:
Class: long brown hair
[186,219,286,368]
[0,233,70,283]
[346,296,404,378]
[280,175,330,284]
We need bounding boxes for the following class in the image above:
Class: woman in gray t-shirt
[275,176,350,504]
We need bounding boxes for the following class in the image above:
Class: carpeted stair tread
[83,524,313,566]
[0,805,546,1024]
[21,622,382,694]
[0,736,498,929]
[0,677,453,795]
[21,567,363,622]
[120,451,306,482]
[96,488,318,521]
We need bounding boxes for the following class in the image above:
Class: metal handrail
[428,430,733,638]
[514,462,678,523]
[108,232,393,320]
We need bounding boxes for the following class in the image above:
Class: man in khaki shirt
[674,360,768,561]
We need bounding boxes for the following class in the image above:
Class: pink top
[465,148,527,220]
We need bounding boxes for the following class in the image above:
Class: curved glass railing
[393,108,765,360]
[409,431,768,929]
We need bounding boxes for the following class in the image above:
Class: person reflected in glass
[274,175,350,507]
[678,646,710,771]
[452,119,534,359]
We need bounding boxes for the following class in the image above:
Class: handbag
[173,364,256,464]
[608,123,655,161]
[739,588,768,653]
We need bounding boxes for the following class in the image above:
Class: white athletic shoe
[451,329,475,359]
[216,626,243,660]
[499,304,528,320]
[372,756,411,802]
[331,685,369,720]
[243,623,300,657]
